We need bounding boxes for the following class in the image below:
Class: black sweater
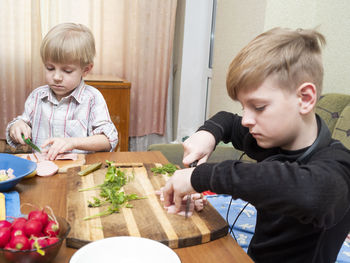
[191,112,350,263]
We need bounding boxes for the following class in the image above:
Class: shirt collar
[69,79,85,104]
[39,79,86,104]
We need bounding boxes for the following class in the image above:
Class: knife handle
[189,160,198,168]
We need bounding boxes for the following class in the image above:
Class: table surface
[15,151,253,263]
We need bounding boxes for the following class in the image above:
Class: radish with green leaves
[9,235,30,250]
[23,219,43,238]
[43,220,59,237]
[28,209,49,228]
[11,229,25,239]
[11,217,27,231]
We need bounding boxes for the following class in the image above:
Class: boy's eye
[64,70,73,73]
[46,66,54,71]
[255,105,266,111]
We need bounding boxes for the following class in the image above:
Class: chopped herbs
[151,163,178,176]
[79,160,144,220]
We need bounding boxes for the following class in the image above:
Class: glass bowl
[0,216,70,263]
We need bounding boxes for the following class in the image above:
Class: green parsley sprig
[79,160,144,220]
[151,163,178,176]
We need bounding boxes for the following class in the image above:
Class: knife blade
[185,160,199,219]
[22,134,41,153]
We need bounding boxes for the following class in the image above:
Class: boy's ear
[297,82,317,114]
[82,63,94,77]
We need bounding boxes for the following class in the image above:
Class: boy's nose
[241,111,256,127]
[53,71,63,82]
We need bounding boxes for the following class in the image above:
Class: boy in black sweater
[163,27,350,262]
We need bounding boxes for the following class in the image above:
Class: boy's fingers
[41,138,53,149]
[174,194,183,213]
[163,179,179,208]
[16,131,26,145]
[197,156,209,165]
[183,154,208,167]
[183,153,199,167]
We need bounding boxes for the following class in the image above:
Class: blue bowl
[0,153,36,192]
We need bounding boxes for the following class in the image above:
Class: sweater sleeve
[197,111,248,149]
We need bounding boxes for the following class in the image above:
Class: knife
[22,134,41,153]
[185,160,199,219]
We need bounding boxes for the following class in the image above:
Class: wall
[209,0,350,117]
[208,0,267,116]
[172,0,214,141]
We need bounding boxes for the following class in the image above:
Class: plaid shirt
[6,80,118,153]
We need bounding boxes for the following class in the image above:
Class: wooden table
[15,151,253,263]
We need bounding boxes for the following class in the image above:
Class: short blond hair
[226,27,326,100]
[40,23,95,67]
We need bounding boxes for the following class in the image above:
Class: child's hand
[162,168,196,213]
[182,130,216,167]
[9,120,32,145]
[41,137,77,160]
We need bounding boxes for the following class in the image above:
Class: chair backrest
[316,93,350,149]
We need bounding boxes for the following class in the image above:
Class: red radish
[11,229,25,238]
[46,236,59,245]
[9,235,30,250]
[0,227,11,248]
[36,237,48,247]
[11,217,27,231]
[23,219,43,238]
[4,243,13,250]
[29,237,48,249]
[43,220,59,237]
[28,209,49,228]
[0,220,12,228]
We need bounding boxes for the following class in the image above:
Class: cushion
[332,105,350,150]
[316,93,350,133]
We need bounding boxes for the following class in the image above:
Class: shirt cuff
[5,118,21,148]
[92,124,119,151]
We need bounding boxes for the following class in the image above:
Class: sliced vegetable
[78,162,102,176]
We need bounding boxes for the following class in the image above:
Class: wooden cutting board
[66,163,228,249]
[55,154,86,173]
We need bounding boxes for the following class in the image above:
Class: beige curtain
[0,0,45,139]
[0,0,177,139]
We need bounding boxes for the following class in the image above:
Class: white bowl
[70,236,181,263]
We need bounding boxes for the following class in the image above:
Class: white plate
[70,236,181,263]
